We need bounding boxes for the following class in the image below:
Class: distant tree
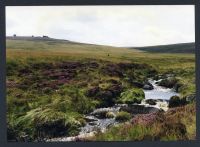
[13,34,16,37]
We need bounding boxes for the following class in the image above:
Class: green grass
[119,88,145,104]
[6,38,195,141]
[115,111,132,122]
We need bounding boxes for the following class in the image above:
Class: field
[6,37,196,141]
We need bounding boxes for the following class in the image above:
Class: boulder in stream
[143,82,154,90]
[120,104,162,114]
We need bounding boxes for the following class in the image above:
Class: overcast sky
[6,6,194,47]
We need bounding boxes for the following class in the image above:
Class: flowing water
[48,79,179,142]
[144,79,179,100]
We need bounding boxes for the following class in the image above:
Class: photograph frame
[0,0,200,147]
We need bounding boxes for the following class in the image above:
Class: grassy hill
[131,43,195,53]
[6,36,196,141]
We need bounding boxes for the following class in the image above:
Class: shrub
[15,108,85,139]
[169,96,186,108]
[115,111,132,122]
[119,88,145,104]
[106,112,115,118]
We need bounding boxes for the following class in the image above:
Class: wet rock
[84,116,98,122]
[145,99,157,105]
[120,105,161,114]
[91,109,110,119]
[143,83,154,90]
[88,122,97,126]
[91,107,119,119]
[158,77,178,88]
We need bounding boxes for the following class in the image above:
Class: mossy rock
[158,77,178,88]
[119,88,145,104]
[115,111,132,122]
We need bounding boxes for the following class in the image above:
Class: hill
[131,43,195,53]
[6,36,195,141]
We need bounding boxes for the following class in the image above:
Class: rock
[169,96,186,108]
[143,83,154,90]
[91,109,110,119]
[88,122,97,126]
[145,99,157,105]
[158,77,178,88]
[120,105,161,114]
[84,116,98,122]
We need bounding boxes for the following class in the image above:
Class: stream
[48,79,179,142]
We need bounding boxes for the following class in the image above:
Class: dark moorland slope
[131,43,195,53]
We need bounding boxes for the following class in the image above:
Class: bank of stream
[48,79,179,142]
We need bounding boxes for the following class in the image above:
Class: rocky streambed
[47,79,179,142]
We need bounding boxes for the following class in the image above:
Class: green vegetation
[115,111,132,122]
[6,37,196,141]
[92,103,195,141]
[106,112,115,118]
[119,88,145,104]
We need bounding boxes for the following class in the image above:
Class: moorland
[6,36,196,141]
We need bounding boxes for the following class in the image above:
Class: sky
[6,6,195,47]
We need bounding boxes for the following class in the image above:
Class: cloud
[6,5,194,47]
